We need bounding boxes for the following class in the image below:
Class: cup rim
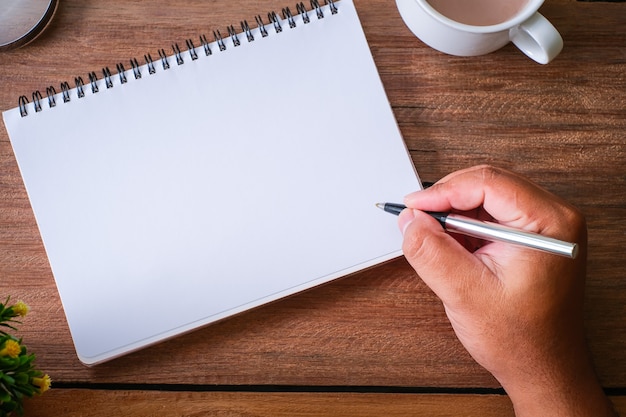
[416,0,545,33]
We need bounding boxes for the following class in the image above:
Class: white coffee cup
[396,0,563,64]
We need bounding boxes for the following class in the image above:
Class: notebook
[2,0,421,365]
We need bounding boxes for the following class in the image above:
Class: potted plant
[0,298,50,417]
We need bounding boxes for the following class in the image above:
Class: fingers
[399,165,587,307]
[399,208,498,309]
[406,165,530,220]
[406,165,585,243]
[397,166,603,414]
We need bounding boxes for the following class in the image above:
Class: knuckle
[560,204,587,242]
[478,164,504,183]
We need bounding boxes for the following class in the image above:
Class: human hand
[399,165,616,416]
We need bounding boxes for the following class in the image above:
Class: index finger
[404,165,584,242]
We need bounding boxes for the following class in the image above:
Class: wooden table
[1,0,624,415]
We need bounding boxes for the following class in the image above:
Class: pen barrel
[444,215,578,259]
[382,203,407,216]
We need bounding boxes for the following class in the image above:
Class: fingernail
[403,190,422,200]
[398,208,416,236]
[404,188,426,206]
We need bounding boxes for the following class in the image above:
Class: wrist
[500,357,617,417]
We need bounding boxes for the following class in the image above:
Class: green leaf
[1,398,18,412]
[14,373,28,385]
[0,389,10,402]
[0,374,14,385]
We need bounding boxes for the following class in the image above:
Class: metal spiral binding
[116,63,128,83]
[144,54,156,74]
[172,43,184,65]
[45,86,57,107]
[75,77,85,98]
[16,0,337,117]
[88,72,99,93]
[185,40,199,61]
[158,49,170,70]
[241,20,255,42]
[199,35,213,56]
[255,15,269,38]
[32,90,43,112]
[102,67,113,89]
[60,82,71,103]
[131,57,142,79]
[213,30,227,51]
[228,26,241,47]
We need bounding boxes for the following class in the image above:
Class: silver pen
[376,202,578,259]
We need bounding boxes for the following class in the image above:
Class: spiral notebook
[2,0,421,365]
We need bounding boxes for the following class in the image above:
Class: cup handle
[509,12,563,64]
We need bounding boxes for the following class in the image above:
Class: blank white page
[3,0,421,365]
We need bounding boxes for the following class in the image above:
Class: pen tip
[375,203,384,210]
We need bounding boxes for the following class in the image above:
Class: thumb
[399,209,498,309]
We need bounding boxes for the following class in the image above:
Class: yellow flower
[12,300,30,317]
[32,374,52,394]
[0,339,22,358]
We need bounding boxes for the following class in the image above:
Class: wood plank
[0,0,624,390]
[26,391,517,416]
[22,390,626,417]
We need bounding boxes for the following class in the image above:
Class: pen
[376,202,578,259]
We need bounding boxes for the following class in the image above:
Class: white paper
[3,0,421,365]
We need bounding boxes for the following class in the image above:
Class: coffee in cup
[396,0,563,64]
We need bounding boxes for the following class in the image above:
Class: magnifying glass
[0,0,59,51]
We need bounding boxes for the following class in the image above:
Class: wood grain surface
[1,0,624,415]
[19,390,626,416]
